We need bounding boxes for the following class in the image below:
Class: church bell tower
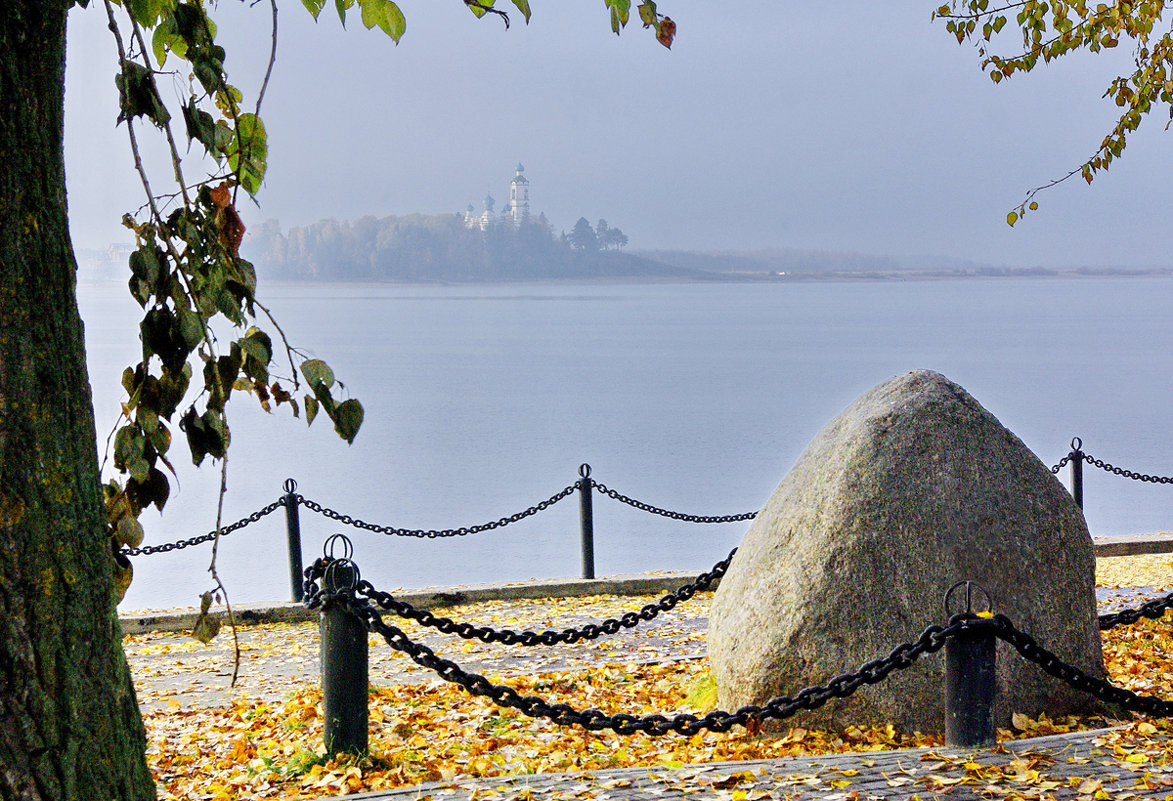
[508,163,530,224]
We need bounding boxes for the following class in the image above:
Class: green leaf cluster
[934,1,1173,220]
[606,0,674,46]
[108,178,360,581]
[116,59,170,127]
[224,114,267,196]
[304,0,407,41]
[301,359,364,444]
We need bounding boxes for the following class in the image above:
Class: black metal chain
[304,558,969,736]
[304,554,1173,732]
[120,497,286,556]
[1099,590,1173,630]
[354,549,736,646]
[297,484,578,539]
[1083,453,1173,485]
[1050,454,1072,475]
[991,614,1173,716]
[591,481,757,524]
[1052,437,1082,474]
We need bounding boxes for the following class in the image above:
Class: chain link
[121,497,286,556]
[991,614,1173,716]
[1099,590,1173,630]
[592,481,757,524]
[297,484,578,539]
[355,549,736,646]
[298,474,757,538]
[1050,453,1072,475]
[300,554,1173,736]
[1083,453,1173,485]
[305,558,967,736]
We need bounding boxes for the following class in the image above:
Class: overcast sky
[63,1,1173,268]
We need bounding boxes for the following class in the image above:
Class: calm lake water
[75,276,1173,610]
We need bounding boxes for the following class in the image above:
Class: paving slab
[125,592,712,712]
[319,728,1173,800]
[118,571,710,635]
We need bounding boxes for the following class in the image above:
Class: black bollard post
[320,558,369,756]
[284,479,305,602]
[1070,437,1084,510]
[945,622,997,747]
[943,581,996,748]
[1069,438,1083,506]
[578,464,595,580]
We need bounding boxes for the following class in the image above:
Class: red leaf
[656,16,675,48]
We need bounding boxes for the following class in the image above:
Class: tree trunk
[0,2,155,799]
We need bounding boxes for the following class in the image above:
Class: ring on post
[1071,437,1082,451]
[323,558,361,591]
[323,533,354,562]
[284,477,298,493]
[944,580,992,618]
[579,463,591,478]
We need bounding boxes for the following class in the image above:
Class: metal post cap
[323,533,354,561]
[284,478,298,493]
[944,580,993,617]
[323,558,360,591]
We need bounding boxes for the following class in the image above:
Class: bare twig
[936,0,1031,22]
[255,0,278,114]
[98,411,128,476]
[102,1,164,223]
[253,298,301,388]
[125,15,194,209]
[102,3,200,301]
[208,450,242,686]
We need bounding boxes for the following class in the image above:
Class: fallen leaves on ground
[128,559,1173,799]
[144,662,935,800]
[1097,552,1173,591]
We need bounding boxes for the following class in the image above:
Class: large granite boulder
[708,370,1103,734]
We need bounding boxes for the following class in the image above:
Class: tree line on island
[244,212,689,282]
[244,216,1149,285]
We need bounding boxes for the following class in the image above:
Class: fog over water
[64,1,1173,268]
[58,0,1173,611]
[77,276,1173,610]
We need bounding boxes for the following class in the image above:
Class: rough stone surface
[708,370,1104,734]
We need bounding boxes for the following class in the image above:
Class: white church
[465,163,530,230]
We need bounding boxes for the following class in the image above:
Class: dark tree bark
[0,2,155,798]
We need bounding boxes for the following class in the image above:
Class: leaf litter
[125,554,1173,799]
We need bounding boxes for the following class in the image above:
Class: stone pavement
[320,727,1173,800]
[125,592,712,712]
[119,550,1173,800]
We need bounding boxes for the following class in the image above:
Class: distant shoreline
[75,264,1173,287]
[695,266,1173,284]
